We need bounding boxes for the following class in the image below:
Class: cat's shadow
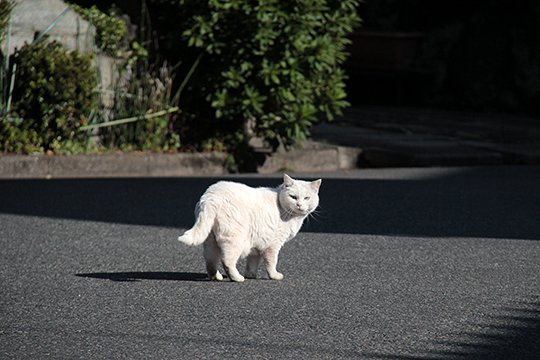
[75,271,210,282]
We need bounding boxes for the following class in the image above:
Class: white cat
[178,174,322,282]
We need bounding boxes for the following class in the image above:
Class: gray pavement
[1,167,539,359]
[312,106,540,167]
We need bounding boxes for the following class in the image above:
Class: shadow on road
[437,299,540,360]
[366,297,540,360]
[76,271,208,282]
[1,166,539,239]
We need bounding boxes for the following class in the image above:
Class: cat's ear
[283,173,294,187]
[310,179,322,192]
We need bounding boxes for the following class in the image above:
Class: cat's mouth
[283,207,307,217]
[294,208,310,216]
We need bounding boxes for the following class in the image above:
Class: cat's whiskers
[280,206,296,220]
[306,206,323,224]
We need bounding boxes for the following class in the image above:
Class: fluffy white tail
[178,201,215,246]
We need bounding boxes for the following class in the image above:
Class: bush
[77,2,182,153]
[0,40,97,154]
[158,0,360,151]
[97,56,181,152]
[69,4,128,56]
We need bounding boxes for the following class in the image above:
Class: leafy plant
[158,0,360,152]
[96,56,181,152]
[69,3,128,56]
[87,1,182,153]
[0,40,97,154]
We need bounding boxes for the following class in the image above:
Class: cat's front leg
[263,245,284,280]
[245,251,261,279]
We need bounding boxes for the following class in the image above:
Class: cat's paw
[210,271,224,281]
[229,274,245,282]
[269,272,284,280]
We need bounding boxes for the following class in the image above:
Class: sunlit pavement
[1,167,539,359]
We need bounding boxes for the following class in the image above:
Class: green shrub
[64,2,181,152]
[97,56,181,152]
[69,4,128,56]
[0,40,97,154]
[158,0,360,151]
[0,117,42,154]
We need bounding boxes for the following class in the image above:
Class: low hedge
[1,40,96,154]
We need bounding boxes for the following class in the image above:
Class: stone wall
[4,0,119,106]
[6,0,95,55]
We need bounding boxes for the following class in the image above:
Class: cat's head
[279,174,322,216]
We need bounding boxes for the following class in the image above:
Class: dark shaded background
[348,0,540,114]
[70,0,540,116]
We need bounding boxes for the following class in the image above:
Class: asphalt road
[1,167,539,359]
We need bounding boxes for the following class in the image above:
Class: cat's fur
[178,174,322,282]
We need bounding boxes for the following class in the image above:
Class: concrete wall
[4,0,119,105]
[6,0,95,55]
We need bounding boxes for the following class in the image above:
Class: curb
[257,141,362,173]
[0,153,228,179]
[0,142,362,179]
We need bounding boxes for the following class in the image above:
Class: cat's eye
[290,194,297,200]
[304,196,310,200]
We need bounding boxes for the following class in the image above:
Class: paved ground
[312,106,540,167]
[1,167,539,359]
